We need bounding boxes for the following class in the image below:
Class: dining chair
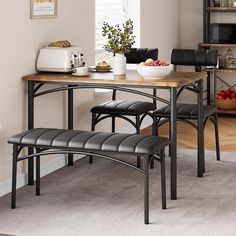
[89,48,158,167]
[151,49,220,172]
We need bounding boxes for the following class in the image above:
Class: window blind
[95,0,128,52]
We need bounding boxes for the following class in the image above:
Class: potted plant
[102,19,135,75]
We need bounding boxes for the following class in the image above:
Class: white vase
[113,53,126,75]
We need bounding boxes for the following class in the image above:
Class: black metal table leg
[170,87,177,200]
[207,71,211,105]
[28,81,34,185]
[197,80,204,177]
[68,86,74,166]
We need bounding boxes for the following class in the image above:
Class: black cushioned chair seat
[91,100,156,116]
[8,128,170,155]
[153,104,217,120]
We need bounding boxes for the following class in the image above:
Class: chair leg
[144,155,150,224]
[11,145,18,209]
[160,149,166,210]
[213,115,220,161]
[36,148,41,196]
[136,116,142,168]
[150,116,158,169]
[112,116,116,133]
[168,121,171,157]
[89,113,96,164]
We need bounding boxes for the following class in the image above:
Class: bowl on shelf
[216,99,236,110]
[216,88,236,110]
[137,64,174,79]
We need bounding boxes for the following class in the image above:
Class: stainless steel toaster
[36,46,84,72]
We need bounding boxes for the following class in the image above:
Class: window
[95,0,140,95]
[95,0,140,64]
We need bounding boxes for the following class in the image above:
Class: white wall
[141,0,180,61]
[0,0,95,184]
[0,0,180,194]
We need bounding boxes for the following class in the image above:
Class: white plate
[72,73,89,77]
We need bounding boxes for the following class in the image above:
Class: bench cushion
[153,104,217,120]
[90,100,156,116]
[8,128,170,155]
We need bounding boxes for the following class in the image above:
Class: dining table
[22,69,208,200]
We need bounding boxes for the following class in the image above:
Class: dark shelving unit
[200,0,236,115]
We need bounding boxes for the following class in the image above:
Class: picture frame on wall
[30,0,57,19]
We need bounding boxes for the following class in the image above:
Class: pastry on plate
[96,61,111,70]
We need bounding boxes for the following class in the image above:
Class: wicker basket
[216,99,236,110]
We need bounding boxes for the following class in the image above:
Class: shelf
[200,43,236,48]
[207,7,236,12]
[203,68,236,73]
[218,108,236,114]
[216,69,236,73]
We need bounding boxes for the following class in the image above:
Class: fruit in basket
[216,89,236,100]
[216,89,236,110]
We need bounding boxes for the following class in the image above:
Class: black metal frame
[25,73,201,201]
[152,78,220,177]
[11,144,166,225]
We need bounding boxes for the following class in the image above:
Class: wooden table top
[23,70,207,88]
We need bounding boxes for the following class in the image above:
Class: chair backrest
[171,49,218,105]
[171,49,218,67]
[112,48,159,108]
[125,48,158,64]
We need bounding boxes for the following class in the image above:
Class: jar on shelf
[220,0,229,6]
[228,0,236,6]
[218,55,225,68]
[213,0,221,7]
[225,48,235,69]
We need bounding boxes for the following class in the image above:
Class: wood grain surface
[23,71,207,88]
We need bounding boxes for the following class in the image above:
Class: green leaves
[102,19,136,54]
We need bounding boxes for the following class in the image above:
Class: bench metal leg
[197,80,204,177]
[36,148,41,196]
[11,145,18,209]
[213,114,220,161]
[144,155,150,224]
[68,87,74,166]
[160,150,166,209]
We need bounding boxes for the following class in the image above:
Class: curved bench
[8,128,170,224]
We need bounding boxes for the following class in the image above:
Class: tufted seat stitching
[153,104,216,120]
[126,101,144,110]
[103,100,127,109]
[91,100,156,116]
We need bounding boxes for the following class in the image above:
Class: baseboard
[0,116,152,197]
[0,154,84,197]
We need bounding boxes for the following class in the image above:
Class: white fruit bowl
[137,64,174,79]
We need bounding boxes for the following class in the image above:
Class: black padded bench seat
[8,128,170,224]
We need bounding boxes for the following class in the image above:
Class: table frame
[26,74,205,200]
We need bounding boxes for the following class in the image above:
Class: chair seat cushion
[91,100,156,116]
[8,128,170,155]
[153,103,217,120]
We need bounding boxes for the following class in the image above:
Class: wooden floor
[142,116,236,152]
